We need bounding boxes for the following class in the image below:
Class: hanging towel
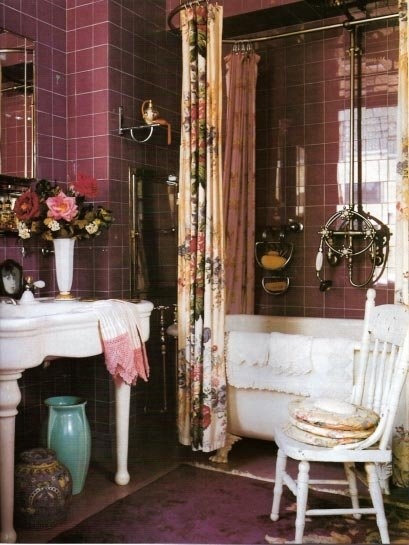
[268,332,313,375]
[92,300,149,386]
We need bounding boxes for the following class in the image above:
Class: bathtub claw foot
[209,434,242,463]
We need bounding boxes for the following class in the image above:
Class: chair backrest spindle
[340,296,409,451]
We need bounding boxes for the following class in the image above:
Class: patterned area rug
[51,463,409,544]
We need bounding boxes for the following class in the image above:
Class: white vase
[53,238,76,300]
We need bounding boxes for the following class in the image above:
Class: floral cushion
[283,422,364,447]
[289,416,375,440]
[288,398,379,431]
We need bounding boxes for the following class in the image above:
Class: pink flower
[46,191,78,221]
[72,173,98,199]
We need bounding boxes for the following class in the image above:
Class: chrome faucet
[0,296,17,305]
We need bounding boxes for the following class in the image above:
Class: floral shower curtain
[223,44,259,314]
[177,4,227,451]
[396,0,409,307]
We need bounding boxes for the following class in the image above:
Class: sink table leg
[0,372,22,544]
[114,378,130,485]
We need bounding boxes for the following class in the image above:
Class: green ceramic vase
[45,395,91,495]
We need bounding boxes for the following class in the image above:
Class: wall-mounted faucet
[0,296,17,305]
[316,27,391,290]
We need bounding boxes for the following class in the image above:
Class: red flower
[71,173,98,199]
[14,190,41,221]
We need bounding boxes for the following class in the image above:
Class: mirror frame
[0,29,35,180]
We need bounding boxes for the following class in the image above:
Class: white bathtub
[213,314,363,462]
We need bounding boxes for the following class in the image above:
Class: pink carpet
[50,463,409,544]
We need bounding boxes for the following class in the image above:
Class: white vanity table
[0,298,153,543]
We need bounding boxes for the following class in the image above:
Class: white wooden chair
[270,288,409,544]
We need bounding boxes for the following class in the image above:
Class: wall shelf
[118,106,171,144]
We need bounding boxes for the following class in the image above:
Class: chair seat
[273,421,392,464]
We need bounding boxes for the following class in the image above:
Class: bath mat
[50,464,409,544]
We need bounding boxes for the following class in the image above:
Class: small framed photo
[0,259,23,299]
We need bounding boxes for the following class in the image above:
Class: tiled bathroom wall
[1,0,181,454]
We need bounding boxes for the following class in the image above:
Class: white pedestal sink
[0,298,154,543]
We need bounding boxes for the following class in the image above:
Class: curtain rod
[167,2,399,43]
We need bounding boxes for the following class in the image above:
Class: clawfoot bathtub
[210,314,363,463]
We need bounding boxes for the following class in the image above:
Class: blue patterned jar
[14,448,72,528]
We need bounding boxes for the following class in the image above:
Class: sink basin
[0,298,154,369]
[0,298,91,318]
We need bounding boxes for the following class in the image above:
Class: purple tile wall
[1,0,180,455]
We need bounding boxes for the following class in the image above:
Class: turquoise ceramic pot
[45,396,91,495]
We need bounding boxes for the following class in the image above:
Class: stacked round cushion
[284,397,379,447]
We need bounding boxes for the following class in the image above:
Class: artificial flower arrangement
[14,174,114,240]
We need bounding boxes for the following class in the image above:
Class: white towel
[268,332,313,375]
[226,331,270,367]
[92,299,149,385]
[225,331,270,387]
[227,331,357,401]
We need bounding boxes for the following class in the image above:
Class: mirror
[0,29,35,180]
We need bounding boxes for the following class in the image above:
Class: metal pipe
[167,3,398,43]
[348,27,358,255]
[349,27,357,207]
[0,48,34,53]
[129,168,138,299]
[241,13,398,43]
[24,39,28,178]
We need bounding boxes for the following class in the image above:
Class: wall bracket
[118,106,171,144]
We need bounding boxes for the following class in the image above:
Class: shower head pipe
[167,3,398,44]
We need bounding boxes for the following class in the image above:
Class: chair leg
[344,462,361,519]
[270,448,287,521]
[295,460,310,544]
[366,462,390,544]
